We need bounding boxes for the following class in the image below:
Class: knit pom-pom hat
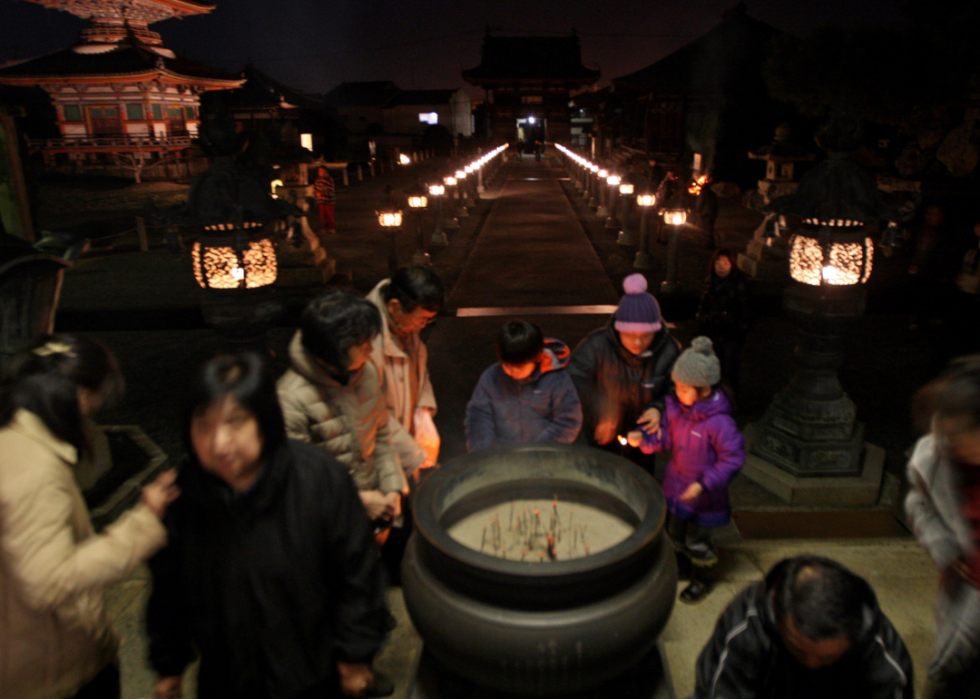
[672,336,721,387]
[614,274,663,333]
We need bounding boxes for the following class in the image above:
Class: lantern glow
[636,193,656,207]
[408,195,428,208]
[428,184,445,196]
[378,211,403,227]
[619,183,635,195]
[399,154,411,165]
[789,227,874,286]
[444,176,457,186]
[606,175,621,187]
[664,209,687,226]
[192,234,277,290]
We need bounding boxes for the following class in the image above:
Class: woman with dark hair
[906,356,980,698]
[0,334,178,699]
[366,265,444,478]
[695,249,750,396]
[277,290,405,535]
[148,352,389,699]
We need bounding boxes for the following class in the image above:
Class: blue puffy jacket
[465,339,582,452]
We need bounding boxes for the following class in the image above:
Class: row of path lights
[376,145,509,272]
[556,144,692,281]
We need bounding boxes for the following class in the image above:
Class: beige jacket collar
[10,409,78,464]
[366,280,411,360]
[288,330,363,388]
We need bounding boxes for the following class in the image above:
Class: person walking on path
[0,334,178,699]
[314,167,337,234]
[365,267,444,479]
[466,320,582,451]
[906,357,980,698]
[696,249,751,396]
[277,291,405,540]
[148,353,389,699]
[692,555,913,699]
[567,273,681,471]
[634,337,744,603]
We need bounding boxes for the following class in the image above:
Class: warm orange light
[399,154,411,165]
[619,183,635,195]
[378,211,403,227]
[407,195,428,208]
[444,176,457,186]
[688,174,710,196]
[192,236,277,290]
[665,209,687,226]
[617,435,628,446]
[428,184,445,196]
[636,193,656,207]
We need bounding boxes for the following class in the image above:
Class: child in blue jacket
[466,321,582,452]
[632,336,744,604]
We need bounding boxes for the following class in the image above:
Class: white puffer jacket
[277,331,405,495]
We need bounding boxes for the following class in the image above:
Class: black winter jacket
[693,558,913,699]
[567,319,681,441]
[147,439,388,699]
[696,271,751,341]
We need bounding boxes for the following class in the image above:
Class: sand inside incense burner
[446,498,635,563]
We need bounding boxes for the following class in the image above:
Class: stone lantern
[743,123,914,505]
[739,124,815,279]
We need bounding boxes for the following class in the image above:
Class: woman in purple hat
[568,273,681,470]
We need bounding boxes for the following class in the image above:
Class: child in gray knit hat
[630,336,745,603]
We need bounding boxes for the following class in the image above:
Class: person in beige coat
[0,335,178,699]
[365,266,444,479]
[277,291,405,530]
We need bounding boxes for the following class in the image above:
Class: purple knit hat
[614,274,662,333]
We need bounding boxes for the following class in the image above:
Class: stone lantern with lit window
[744,120,915,502]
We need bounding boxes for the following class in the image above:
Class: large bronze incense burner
[403,444,677,697]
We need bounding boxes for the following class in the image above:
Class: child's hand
[627,430,644,448]
[679,482,704,504]
[637,408,662,437]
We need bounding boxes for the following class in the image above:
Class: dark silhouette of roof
[388,89,458,107]
[220,63,322,110]
[613,3,781,94]
[324,81,400,108]
[0,44,240,83]
[462,34,600,85]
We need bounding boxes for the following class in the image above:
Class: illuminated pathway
[447,155,619,310]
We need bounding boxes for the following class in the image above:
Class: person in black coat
[693,555,913,699]
[568,274,681,470]
[696,249,750,396]
[147,353,388,699]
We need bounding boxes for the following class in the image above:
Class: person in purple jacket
[633,336,745,604]
[466,321,582,452]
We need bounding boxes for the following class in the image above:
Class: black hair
[913,354,980,434]
[183,352,285,463]
[496,321,544,365]
[300,289,381,378]
[381,265,445,313]
[772,556,866,643]
[707,248,738,281]
[0,333,123,456]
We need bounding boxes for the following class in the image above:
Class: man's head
[772,557,866,669]
[496,321,544,381]
[381,266,444,337]
[300,290,381,375]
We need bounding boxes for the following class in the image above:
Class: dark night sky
[0,0,902,96]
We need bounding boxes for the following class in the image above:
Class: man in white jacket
[366,266,444,480]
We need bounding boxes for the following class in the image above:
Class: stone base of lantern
[741,424,885,507]
[408,642,675,699]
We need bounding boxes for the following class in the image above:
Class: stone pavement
[107,538,938,699]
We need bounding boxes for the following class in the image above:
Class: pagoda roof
[0,43,242,88]
[324,81,401,108]
[220,64,322,110]
[23,0,213,20]
[462,34,599,85]
[613,3,781,94]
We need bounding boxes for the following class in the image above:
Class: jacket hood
[539,338,571,374]
[288,330,350,388]
[759,556,882,643]
[603,316,672,364]
[671,389,733,422]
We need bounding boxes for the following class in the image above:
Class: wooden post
[136,216,149,251]
[341,168,349,186]
[0,111,36,242]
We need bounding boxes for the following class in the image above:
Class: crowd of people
[0,260,978,699]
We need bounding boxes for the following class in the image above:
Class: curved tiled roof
[462,35,599,84]
[0,44,241,85]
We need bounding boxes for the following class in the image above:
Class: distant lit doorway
[516,117,546,154]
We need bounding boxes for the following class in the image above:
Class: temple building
[462,31,599,145]
[0,0,242,173]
